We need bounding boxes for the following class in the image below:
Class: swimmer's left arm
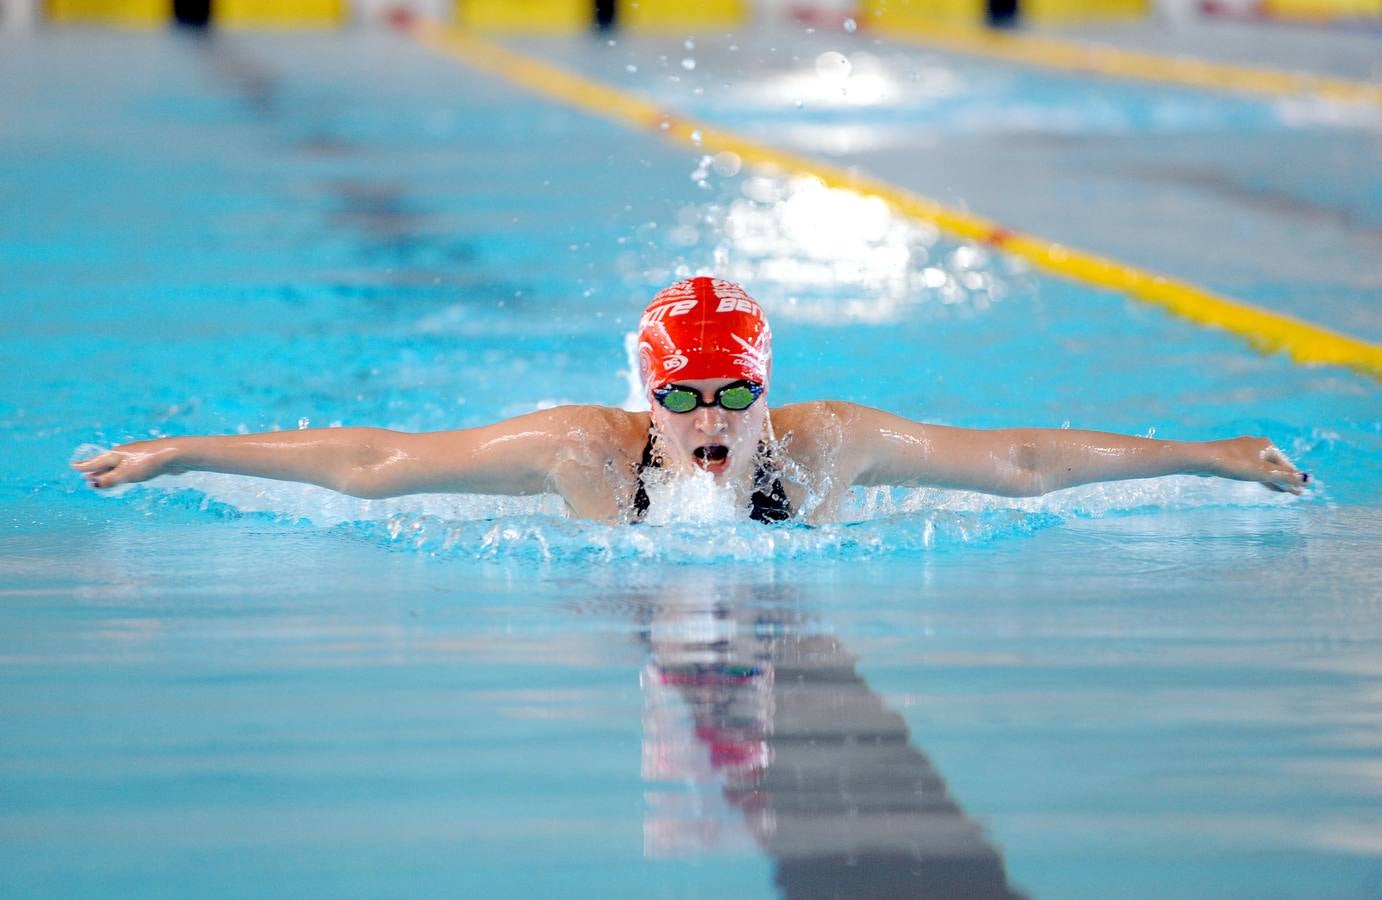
[823,403,1308,495]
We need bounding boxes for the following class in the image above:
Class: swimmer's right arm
[71,407,635,500]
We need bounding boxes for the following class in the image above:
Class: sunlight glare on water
[4,26,1380,900]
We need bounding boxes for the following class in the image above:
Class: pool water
[2,26,1380,899]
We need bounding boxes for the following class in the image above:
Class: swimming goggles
[653,380,763,414]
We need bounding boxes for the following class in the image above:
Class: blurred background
[2,0,1378,34]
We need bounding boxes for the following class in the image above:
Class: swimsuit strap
[632,436,656,520]
[633,436,792,523]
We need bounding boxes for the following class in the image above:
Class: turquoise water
[2,27,1381,898]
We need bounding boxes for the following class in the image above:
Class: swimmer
[72,277,1309,523]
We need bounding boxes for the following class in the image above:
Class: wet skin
[72,389,1309,524]
[648,377,771,485]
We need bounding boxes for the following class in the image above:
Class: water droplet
[843,17,857,32]
[815,50,851,81]
[711,151,742,176]
[681,57,696,71]
[683,37,695,50]
[690,129,702,144]
[297,417,310,430]
[626,63,638,73]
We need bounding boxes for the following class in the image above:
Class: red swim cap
[637,277,772,391]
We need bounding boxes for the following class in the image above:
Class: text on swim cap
[640,298,698,326]
[716,296,762,317]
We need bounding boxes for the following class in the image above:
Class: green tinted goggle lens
[660,390,699,413]
[655,381,763,413]
[717,385,759,410]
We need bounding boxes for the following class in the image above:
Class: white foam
[102,463,1307,565]
[637,466,747,526]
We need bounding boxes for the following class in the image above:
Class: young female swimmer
[73,277,1309,524]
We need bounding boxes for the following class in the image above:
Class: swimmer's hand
[1204,437,1309,494]
[72,440,186,489]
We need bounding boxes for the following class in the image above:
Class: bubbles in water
[626,64,638,74]
[843,17,857,33]
[711,151,742,177]
[681,58,696,71]
[814,51,851,82]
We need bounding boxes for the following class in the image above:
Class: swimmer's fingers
[1260,468,1308,495]
[1209,437,1308,495]
[71,451,125,488]
[72,443,179,490]
[1256,444,1309,495]
[72,452,134,489]
[71,451,125,476]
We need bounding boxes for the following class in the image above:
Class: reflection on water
[629,581,1025,899]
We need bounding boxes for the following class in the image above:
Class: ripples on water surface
[2,28,1380,900]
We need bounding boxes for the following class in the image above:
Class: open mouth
[693,444,730,472]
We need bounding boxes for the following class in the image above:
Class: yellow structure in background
[46,0,344,25]
[1264,0,1380,19]
[861,0,1146,25]
[1023,0,1145,22]
[217,0,346,27]
[46,0,168,25]
[620,0,745,30]
[456,0,589,32]
[862,0,981,24]
[457,0,746,32]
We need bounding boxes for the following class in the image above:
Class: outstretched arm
[71,406,639,504]
[823,403,1308,496]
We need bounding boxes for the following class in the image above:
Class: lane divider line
[863,19,1382,108]
[411,21,1382,381]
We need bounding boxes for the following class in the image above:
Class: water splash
[636,167,1030,324]
[637,465,745,526]
[82,454,1305,565]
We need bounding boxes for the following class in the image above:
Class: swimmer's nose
[693,406,727,434]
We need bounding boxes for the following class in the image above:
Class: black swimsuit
[632,437,793,523]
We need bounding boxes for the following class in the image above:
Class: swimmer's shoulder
[771,400,863,436]
[770,401,861,462]
[531,404,650,458]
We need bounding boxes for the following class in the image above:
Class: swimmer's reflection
[626,582,1025,900]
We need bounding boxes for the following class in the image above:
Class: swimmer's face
[650,377,769,485]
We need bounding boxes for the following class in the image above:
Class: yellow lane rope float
[862,18,1382,108]
[411,21,1382,380]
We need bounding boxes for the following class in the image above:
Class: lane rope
[864,19,1382,108]
[411,21,1382,381]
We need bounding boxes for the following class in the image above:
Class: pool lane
[489,24,1382,353]
[865,18,1382,106]
[3,27,1380,900]
[1055,18,1382,85]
